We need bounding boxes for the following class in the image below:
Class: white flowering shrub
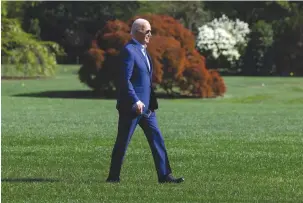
[196,15,250,65]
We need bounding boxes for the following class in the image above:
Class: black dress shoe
[106,177,120,183]
[159,174,184,183]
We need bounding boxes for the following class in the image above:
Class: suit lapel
[130,39,151,73]
[132,45,150,73]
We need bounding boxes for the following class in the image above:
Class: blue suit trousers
[108,111,172,180]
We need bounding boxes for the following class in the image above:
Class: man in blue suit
[106,18,184,183]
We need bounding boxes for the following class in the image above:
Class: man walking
[106,18,184,184]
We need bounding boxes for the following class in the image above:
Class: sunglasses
[139,30,152,35]
[145,30,152,35]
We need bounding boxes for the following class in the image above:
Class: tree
[196,14,250,72]
[204,1,303,76]
[1,1,64,77]
[22,1,140,64]
[241,20,274,75]
[79,14,226,98]
[136,1,212,33]
[272,2,303,76]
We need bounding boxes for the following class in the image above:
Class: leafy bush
[240,20,275,75]
[79,14,226,98]
[209,69,226,96]
[196,14,250,70]
[1,18,64,77]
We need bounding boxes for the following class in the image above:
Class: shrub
[209,69,227,96]
[1,18,64,77]
[78,41,105,89]
[196,14,250,70]
[79,14,226,98]
[241,20,275,75]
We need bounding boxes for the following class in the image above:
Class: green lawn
[2,65,303,202]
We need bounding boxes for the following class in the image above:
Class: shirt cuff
[132,100,141,109]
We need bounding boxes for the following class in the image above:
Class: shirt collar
[132,38,145,50]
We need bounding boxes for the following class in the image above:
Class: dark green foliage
[2,1,303,76]
[1,3,64,77]
[205,1,303,76]
[22,1,140,64]
[241,20,275,75]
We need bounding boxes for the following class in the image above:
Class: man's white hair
[130,18,149,35]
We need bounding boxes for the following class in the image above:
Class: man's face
[136,22,152,45]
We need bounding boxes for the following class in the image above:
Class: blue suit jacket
[116,39,158,114]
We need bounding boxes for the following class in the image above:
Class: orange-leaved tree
[78,40,105,90]
[78,14,226,97]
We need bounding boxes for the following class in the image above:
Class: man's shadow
[13,90,199,99]
[13,90,115,100]
[1,177,105,184]
[1,178,59,183]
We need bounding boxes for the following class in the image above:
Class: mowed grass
[1,65,303,202]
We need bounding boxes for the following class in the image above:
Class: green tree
[1,1,64,77]
[137,1,212,33]
[23,1,140,64]
[241,20,275,75]
[270,2,303,75]
[205,1,303,76]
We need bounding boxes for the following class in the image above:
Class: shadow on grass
[1,177,114,184]
[1,178,60,183]
[13,90,200,100]
[14,90,112,100]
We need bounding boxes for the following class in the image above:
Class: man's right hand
[135,100,145,115]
